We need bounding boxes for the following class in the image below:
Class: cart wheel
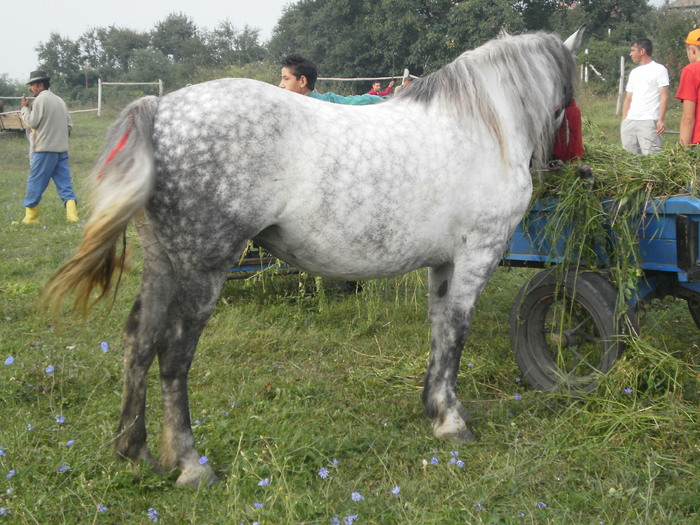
[509,268,637,394]
[678,289,700,330]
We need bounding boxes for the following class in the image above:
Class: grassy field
[0,92,698,524]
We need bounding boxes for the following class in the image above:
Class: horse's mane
[400,31,578,167]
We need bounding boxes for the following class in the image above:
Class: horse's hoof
[453,427,477,444]
[432,405,477,443]
[455,401,473,422]
[176,465,220,487]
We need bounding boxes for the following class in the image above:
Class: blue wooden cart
[506,194,700,393]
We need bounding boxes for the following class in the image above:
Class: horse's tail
[43,95,159,315]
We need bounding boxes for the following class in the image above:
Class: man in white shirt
[621,38,669,155]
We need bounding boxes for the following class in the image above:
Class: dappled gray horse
[45,28,584,486]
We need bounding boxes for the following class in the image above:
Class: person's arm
[679,99,696,146]
[309,91,384,105]
[20,95,43,128]
[621,92,632,120]
[656,86,668,134]
[378,81,395,97]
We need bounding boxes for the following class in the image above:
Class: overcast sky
[1,0,296,82]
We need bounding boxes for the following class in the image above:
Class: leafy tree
[126,49,174,84]
[151,13,206,63]
[36,33,83,92]
[96,26,150,74]
[514,0,574,31]
[0,74,23,97]
[649,7,700,83]
[577,0,651,40]
[205,21,266,67]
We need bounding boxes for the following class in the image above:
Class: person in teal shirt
[279,54,384,105]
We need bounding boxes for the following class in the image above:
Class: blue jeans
[22,152,77,208]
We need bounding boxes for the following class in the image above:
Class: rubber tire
[679,289,700,331]
[509,268,636,394]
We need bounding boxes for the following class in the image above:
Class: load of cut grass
[528,135,699,305]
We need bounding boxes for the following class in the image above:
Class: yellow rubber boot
[65,200,79,223]
[21,205,41,225]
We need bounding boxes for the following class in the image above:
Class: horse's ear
[563,25,586,53]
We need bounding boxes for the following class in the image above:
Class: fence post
[616,56,625,116]
[158,79,163,97]
[97,78,102,117]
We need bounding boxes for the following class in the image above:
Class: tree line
[1,1,699,103]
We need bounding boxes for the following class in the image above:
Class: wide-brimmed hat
[27,70,50,85]
[686,28,700,46]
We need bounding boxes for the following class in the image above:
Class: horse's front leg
[423,252,500,443]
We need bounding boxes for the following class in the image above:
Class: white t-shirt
[625,61,669,120]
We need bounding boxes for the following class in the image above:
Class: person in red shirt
[366,80,394,97]
[676,28,700,146]
[552,99,585,162]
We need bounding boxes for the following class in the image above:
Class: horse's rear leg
[423,251,501,443]
[155,268,227,487]
[115,212,175,469]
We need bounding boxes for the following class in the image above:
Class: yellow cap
[686,28,700,45]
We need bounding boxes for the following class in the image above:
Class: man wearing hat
[18,70,78,224]
[677,29,700,147]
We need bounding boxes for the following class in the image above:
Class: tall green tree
[97,26,151,74]
[151,13,206,63]
[36,33,83,91]
[205,21,266,67]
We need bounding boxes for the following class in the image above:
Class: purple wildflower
[198,456,208,465]
[4,357,13,366]
[318,467,329,479]
[351,492,364,502]
[258,477,270,486]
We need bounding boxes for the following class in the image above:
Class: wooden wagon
[0,111,28,134]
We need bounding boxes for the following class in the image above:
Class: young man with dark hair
[279,55,384,105]
[621,38,669,155]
